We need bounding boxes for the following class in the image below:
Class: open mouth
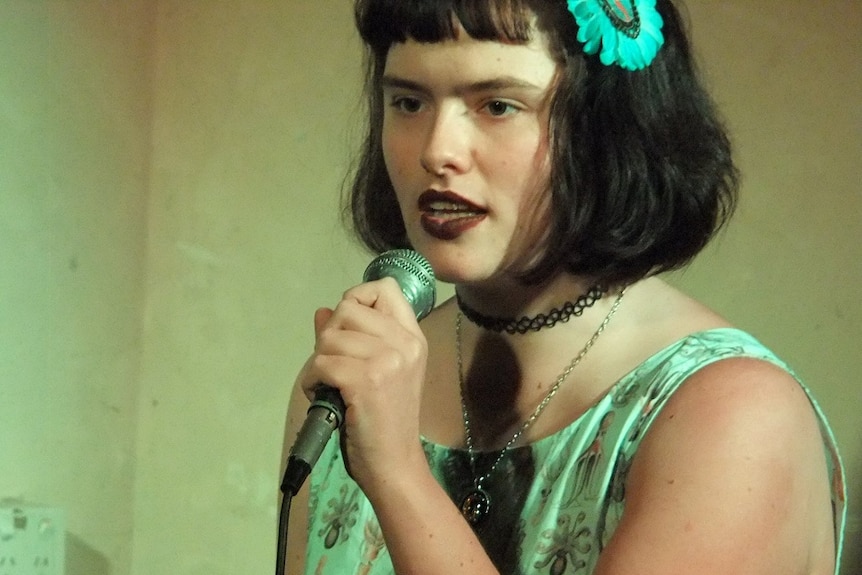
[418,190,487,239]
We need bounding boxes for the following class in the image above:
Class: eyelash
[483,100,520,117]
[389,96,424,114]
[386,96,523,118]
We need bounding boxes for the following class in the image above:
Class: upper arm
[281,377,312,575]
[595,358,835,575]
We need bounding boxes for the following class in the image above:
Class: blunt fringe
[346,0,739,287]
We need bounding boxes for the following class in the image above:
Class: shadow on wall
[66,533,110,575]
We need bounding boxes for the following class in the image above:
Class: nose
[420,106,471,176]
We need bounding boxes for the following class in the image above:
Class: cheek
[495,123,547,169]
[382,128,410,184]
[504,136,551,203]
[381,127,396,173]
[381,132,414,216]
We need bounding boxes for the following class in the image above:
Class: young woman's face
[381,25,559,285]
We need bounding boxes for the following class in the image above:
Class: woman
[282,0,846,573]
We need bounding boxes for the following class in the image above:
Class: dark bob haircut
[347,0,738,287]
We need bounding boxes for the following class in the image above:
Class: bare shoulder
[596,355,837,574]
[605,279,731,370]
[623,278,731,337]
[638,357,830,493]
[654,356,819,438]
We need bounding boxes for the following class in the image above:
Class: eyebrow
[380,74,544,95]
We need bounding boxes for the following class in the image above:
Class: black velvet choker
[455,285,605,335]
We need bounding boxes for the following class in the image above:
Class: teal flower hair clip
[567,0,665,70]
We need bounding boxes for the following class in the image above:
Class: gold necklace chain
[455,287,627,526]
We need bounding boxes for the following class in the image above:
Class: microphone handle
[281,386,345,495]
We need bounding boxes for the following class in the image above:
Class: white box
[0,504,64,575]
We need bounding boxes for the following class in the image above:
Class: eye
[390,96,423,114]
[483,100,519,117]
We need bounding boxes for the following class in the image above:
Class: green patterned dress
[304,328,846,575]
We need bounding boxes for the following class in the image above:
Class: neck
[454,283,630,451]
[454,273,599,321]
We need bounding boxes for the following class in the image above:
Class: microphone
[280,249,436,495]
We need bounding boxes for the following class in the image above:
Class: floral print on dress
[535,511,593,574]
[354,518,386,575]
[318,484,360,549]
[570,412,615,502]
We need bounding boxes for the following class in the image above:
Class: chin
[406,233,523,286]
[409,246,473,284]
[429,255,514,288]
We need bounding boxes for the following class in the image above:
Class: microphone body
[281,249,436,495]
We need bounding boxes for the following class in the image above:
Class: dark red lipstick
[418,190,487,240]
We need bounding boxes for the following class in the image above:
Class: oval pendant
[460,488,491,526]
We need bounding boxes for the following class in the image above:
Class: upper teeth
[430,200,480,214]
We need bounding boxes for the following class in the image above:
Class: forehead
[383,31,558,89]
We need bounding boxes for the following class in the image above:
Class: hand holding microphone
[281,249,436,496]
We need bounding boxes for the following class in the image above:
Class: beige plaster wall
[1,2,858,575]
[130,3,368,574]
[0,1,154,574]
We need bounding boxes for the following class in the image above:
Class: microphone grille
[363,249,436,320]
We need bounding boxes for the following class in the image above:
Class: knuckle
[379,276,401,293]
[308,354,329,378]
[313,330,332,352]
[404,335,426,361]
[362,350,403,388]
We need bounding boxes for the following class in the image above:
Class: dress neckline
[421,327,757,454]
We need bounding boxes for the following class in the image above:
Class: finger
[298,345,376,401]
[341,277,424,332]
[313,307,333,336]
[324,295,412,342]
[314,326,389,367]
[317,324,423,395]
[312,345,417,407]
